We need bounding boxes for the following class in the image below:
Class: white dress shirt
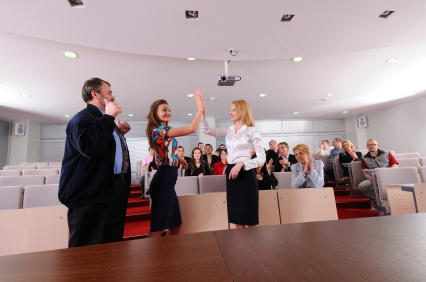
[200,117,266,170]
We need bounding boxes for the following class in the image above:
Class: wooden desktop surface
[214,213,426,281]
[0,232,232,282]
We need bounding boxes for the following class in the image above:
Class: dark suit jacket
[58,104,131,208]
[203,154,219,167]
[274,154,298,172]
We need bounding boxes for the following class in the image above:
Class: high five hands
[194,89,205,114]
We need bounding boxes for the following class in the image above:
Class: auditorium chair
[23,184,62,209]
[177,169,184,177]
[375,167,420,214]
[0,175,45,187]
[393,152,421,160]
[174,176,199,195]
[21,162,48,166]
[0,186,22,210]
[198,175,226,194]
[397,158,420,168]
[335,157,349,186]
[45,174,60,185]
[22,169,59,176]
[37,165,61,170]
[386,186,417,216]
[419,157,426,166]
[48,162,62,166]
[0,170,21,176]
[390,150,396,155]
[273,172,293,189]
[322,155,332,170]
[358,150,368,156]
[4,165,36,170]
[418,167,426,183]
[348,161,367,199]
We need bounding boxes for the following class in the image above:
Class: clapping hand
[266,159,273,175]
[116,118,131,134]
[308,156,314,171]
[177,158,188,169]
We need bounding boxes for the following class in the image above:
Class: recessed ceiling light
[343,111,348,114]
[64,115,71,117]
[187,113,193,116]
[209,97,216,100]
[326,93,334,97]
[187,58,196,61]
[187,94,194,98]
[292,57,303,62]
[20,95,31,98]
[293,112,299,114]
[386,58,398,64]
[128,114,134,117]
[259,94,266,97]
[62,51,78,58]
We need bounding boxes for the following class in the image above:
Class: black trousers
[324,167,336,182]
[68,178,128,248]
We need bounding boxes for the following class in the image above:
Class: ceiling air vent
[281,14,294,22]
[379,10,394,18]
[186,11,199,20]
[68,0,85,8]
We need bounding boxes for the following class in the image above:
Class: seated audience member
[359,139,398,201]
[214,148,220,156]
[274,142,297,172]
[317,140,333,158]
[339,140,362,177]
[214,149,228,175]
[185,147,210,177]
[324,138,343,181]
[266,140,279,163]
[148,159,157,172]
[177,146,191,169]
[142,147,155,167]
[198,142,204,152]
[252,154,278,190]
[290,144,324,188]
[202,144,219,168]
[219,144,226,150]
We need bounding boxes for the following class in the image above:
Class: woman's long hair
[232,100,255,127]
[189,147,207,173]
[146,99,168,148]
[341,140,356,154]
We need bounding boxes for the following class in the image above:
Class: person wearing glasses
[359,139,398,201]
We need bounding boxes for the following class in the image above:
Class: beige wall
[9,120,39,165]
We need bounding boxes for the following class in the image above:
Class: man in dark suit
[178,146,191,164]
[58,77,131,248]
[202,144,219,168]
[274,142,298,172]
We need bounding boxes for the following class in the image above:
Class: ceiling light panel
[386,58,398,63]
[259,94,266,97]
[62,51,78,58]
[326,93,334,97]
[187,58,196,61]
[185,11,198,20]
[187,94,194,97]
[292,57,303,62]
[20,95,31,98]
[343,111,348,114]
[293,112,299,114]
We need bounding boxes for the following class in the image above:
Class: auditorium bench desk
[2,214,426,281]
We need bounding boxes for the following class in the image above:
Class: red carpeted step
[126,205,151,216]
[128,191,142,198]
[130,184,140,192]
[337,208,378,220]
[123,220,151,238]
[334,196,369,203]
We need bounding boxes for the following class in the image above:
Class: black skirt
[149,166,182,232]
[226,164,259,226]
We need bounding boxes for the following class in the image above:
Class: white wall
[344,116,367,150]
[351,94,426,157]
[197,117,216,150]
[9,120,39,165]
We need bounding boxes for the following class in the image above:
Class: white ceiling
[1,0,426,123]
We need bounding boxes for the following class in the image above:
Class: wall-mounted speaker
[14,123,26,136]
[357,116,367,128]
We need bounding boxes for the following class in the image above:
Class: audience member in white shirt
[317,140,334,158]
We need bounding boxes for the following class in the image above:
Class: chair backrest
[419,167,426,183]
[0,175,45,187]
[198,175,226,194]
[4,165,36,170]
[0,186,22,210]
[37,165,61,170]
[0,170,21,176]
[397,158,420,168]
[277,188,338,224]
[322,155,332,169]
[351,161,367,188]
[414,183,426,213]
[22,169,59,176]
[393,153,420,160]
[21,162,48,166]
[258,190,281,226]
[177,169,184,177]
[23,184,62,209]
[358,150,369,156]
[48,162,62,166]
[45,174,60,185]
[174,176,199,195]
[376,167,420,201]
[209,167,214,175]
[335,157,345,179]
[386,185,416,215]
[273,172,293,189]
[0,205,68,256]
[420,157,426,167]
[176,193,228,235]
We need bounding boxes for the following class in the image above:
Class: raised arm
[166,89,205,138]
[200,117,228,138]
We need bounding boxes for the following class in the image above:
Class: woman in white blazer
[290,143,324,188]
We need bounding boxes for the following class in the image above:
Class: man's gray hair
[278,142,289,148]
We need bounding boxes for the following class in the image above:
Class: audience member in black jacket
[252,154,278,190]
[186,147,211,177]
[339,140,362,177]
[202,144,219,168]
[58,78,131,248]
[266,140,279,163]
[177,146,191,169]
[274,142,298,172]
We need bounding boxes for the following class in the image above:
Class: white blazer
[290,160,324,188]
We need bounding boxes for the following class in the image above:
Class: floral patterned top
[152,125,178,167]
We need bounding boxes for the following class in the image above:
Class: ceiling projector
[218,60,241,86]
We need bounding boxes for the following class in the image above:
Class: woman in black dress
[253,156,278,190]
[185,147,210,177]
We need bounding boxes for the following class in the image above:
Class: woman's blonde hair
[232,100,255,127]
[341,140,355,154]
[292,143,311,156]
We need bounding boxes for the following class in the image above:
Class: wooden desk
[0,232,232,282]
[214,213,426,281]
